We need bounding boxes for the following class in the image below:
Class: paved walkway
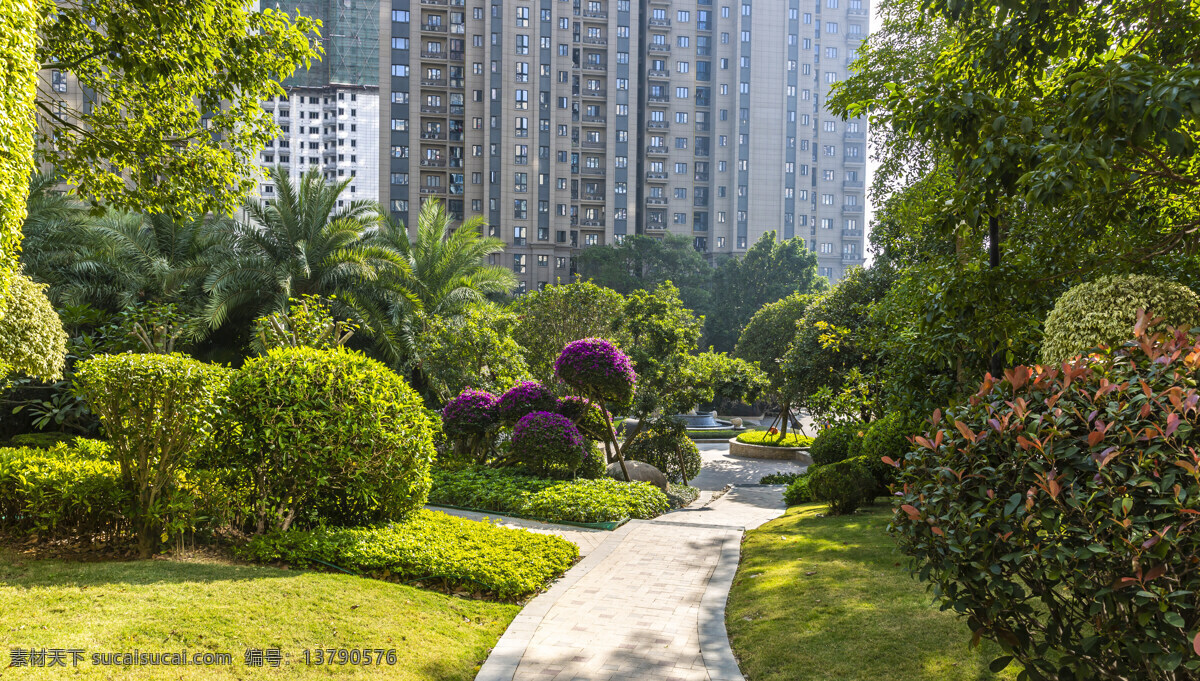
[474,444,793,681]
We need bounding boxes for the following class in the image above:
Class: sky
[862,0,884,264]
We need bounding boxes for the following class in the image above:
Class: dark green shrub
[240,509,578,600]
[74,353,231,557]
[429,466,670,523]
[578,440,607,479]
[783,472,815,505]
[735,430,814,448]
[0,443,128,539]
[809,423,865,466]
[9,432,79,448]
[1040,274,1200,365]
[623,420,701,483]
[893,323,1200,679]
[808,458,873,515]
[557,396,612,441]
[511,411,585,478]
[861,413,918,463]
[848,455,893,500]
[228,347,435,533]
[759,471,805,485]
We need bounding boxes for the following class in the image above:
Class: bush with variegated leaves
[891,312,1200,679]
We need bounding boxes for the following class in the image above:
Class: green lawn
[0,550,519,680]
[727,503,1022,681]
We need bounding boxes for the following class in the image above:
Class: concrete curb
[727,437,813,464]
[699,531,747,681]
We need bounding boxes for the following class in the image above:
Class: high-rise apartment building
[256,0,382,206]
[373,0,867,288]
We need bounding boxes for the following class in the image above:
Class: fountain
[673,408,740,431]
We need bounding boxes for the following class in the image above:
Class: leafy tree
[202,167,400,330]
[617,281,705,421]
[35,0,319,218]
[704,231,827,351]
[510,279,626,386]
[734,292,819,434]
[1,0,39,288]
[410,304,530,404]
[574,234,713,315]
[782,266,893,416]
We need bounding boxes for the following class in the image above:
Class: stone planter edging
[727,437,812,465]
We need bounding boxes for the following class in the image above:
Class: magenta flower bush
[557,395,611,441]
[512,411,585,477]
[442,389,499,436]
[497,380,558,425]
[554,338,636,404]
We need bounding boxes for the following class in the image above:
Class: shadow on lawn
[0,551,294,589]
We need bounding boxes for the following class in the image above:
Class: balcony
[645,145,668,156]
[648,18,671,27]
[841,253,864,263]
[646,197,668,205]
[842,205,864,215]
[420,24,447,33]
[582,88,607,98]
[648,43,670,53]
[421,78,447,87]
[844,130,865,139]
[419,158,447,167]
[580,193,605,202]
[581,219,605,227]
[581,140,605,150]
[582,63,607,72]
[648,69,668,78]
[419,186,445,195]
[848,7,868,16]
[582,36,608,46]
[842,228,863,239]
[420,131,447,140]
[580,167,606,176]
[420,0,446,5]
[645,171,667,180]
[582,10,607,19]
[647,94,670,103]
[843,179,864,189]
[421,50,448,60]
[582,115,607,124]
[646,120,669,129]
[420,104,447,113]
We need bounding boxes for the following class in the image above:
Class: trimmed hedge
[809,458,874,515]
[809,423,865,466]
[240,509,578,600]
[229,347,435,533]
[624,422,702,483]
[0,443,127,539]
[429,466,670,524]
[735,430,814,448]
[783,474,815,505]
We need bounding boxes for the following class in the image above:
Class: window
[516,6,528,26]
[826,22,838,33]
[515,34,529,54]
[392,37,408,49]
[514,172,528,192]
[391,9,409,22]
[537,255,549,268]
[676,87,689,99]
[674,213,687,225]
[514,145,528,164]
[819,243,833,254]
[677,61,690,73]
[390,173,409,185]
[677,10,690,21]
[391,64,409,77]
[513,255,527,274]
[821,194,834,205]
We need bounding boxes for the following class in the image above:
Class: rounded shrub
[229,347,434,533]
[0,273,67,381]
[442,388,499,436]
[511,411,585,478]
[554,337,637,405]
[861,413,919,494]
[783,471,815,506]
[808,458,874,515]
[557,395,611,441]
[1040,274,1200,365]
[577,440,608,479]
[893,326,1200,679]
[623,421,701,483]
[497,380,557,425]
[809,423,865,466]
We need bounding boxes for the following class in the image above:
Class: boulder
[606,460,669,492]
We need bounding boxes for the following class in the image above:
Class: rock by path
[475,444,789,681]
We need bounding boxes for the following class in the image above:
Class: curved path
[470,443,803,681]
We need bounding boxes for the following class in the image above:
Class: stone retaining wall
[727,437,812,465]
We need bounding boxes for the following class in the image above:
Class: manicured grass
[727,503,1021,681]
[0,550,519,680]
[734,430,813,448]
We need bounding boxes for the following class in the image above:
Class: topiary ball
[809,458,874,515]
[1040,274,1200,365]
[554,338,637,404]
[497,381,558,425]
[809,423,865,466]
[512,411,585,477]
[557,395,612,440]
[624,422,702,483]
[442,389,499,436]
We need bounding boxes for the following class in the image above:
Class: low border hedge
[735,431,813,448]
[240,509,578,600]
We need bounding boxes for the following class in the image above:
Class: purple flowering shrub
[442,389,499,436]
[497,381,558,425]
[512,411,585,478]
[556,396,611,441]
[554,338,637,405]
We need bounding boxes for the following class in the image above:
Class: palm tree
[357,198,516,364]
[20,171,89,297]
[201,166,405,330]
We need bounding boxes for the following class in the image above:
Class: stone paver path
[476,444,789,681]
